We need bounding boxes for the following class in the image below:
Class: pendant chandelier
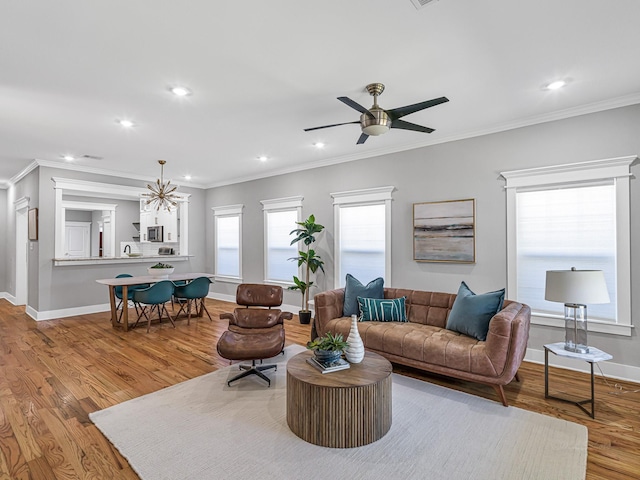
[143,160,178,211]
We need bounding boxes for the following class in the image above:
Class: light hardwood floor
[0,298,638,479]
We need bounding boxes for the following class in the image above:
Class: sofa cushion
[343,274,384,316]
[446,282,505,341]
[323,317,497,376]
[358,296,407,322]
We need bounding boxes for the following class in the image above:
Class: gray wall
[12,166,207,311]
[206,103,640,369]
[0,188,6,292]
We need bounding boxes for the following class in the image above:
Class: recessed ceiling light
[170,86,192,97]
[62,155,75,162]
[183,174,192,180]
[545,80,567,90]
[313,142,325,149]
[118,119,135,128]
[258,155,268,162]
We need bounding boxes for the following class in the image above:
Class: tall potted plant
[288,214,324,324]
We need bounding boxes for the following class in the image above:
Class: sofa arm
[484,300,531,382]
[313,288,345,337]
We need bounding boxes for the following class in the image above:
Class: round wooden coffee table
[286,350,392,448]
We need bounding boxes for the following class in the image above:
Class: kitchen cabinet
[139,200,178,243]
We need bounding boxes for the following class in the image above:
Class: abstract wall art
[413,199,475,263]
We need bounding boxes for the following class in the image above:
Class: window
[212,204,243,281]
[331,186,394,288]
[502,156,634,336]
[261,196,303,284]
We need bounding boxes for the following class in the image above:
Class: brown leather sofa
[313,287,531,406]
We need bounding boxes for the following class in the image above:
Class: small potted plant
[288,214,324,324]
[147,262,174,277]
[307,332,349,364]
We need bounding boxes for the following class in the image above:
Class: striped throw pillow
[357,296,407,322]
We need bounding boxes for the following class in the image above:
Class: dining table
[96,273,215,331]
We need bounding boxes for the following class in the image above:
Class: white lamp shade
[545,269,610,305]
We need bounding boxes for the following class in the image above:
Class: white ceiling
[2,0,640,188]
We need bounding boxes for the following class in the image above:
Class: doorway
[65,222,91,257]
[15,203,28,306]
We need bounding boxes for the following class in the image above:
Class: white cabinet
[139,201,178,243]
[139,211,150,242]
[159,209,178,242]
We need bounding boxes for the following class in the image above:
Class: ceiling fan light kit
[305,82,449,144]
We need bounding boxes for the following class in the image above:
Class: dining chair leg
[134,305,149,330]
[200,298,213,321]
[187,299,193,325]
[146,305,156,333]
[162,304,176,328]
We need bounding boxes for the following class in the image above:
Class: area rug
[90,345,587,480]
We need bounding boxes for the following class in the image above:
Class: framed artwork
[413,199,475,263]
[28,208,38,241]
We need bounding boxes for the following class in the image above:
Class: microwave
[147,225,163,242]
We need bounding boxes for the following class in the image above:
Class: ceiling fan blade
[304,121,360,132]
[390,119,434,133]
[387,96,449,120]
[356,133,369,144]
[338,97,375,119]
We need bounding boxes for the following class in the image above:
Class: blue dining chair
[173,277,213,324]
[114,273,149,323]
[132,280,176,332]
[171,279,188,311]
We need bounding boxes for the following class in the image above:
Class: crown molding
[205,92,640,188]
[9,159,206,189]
[6,93,640,190]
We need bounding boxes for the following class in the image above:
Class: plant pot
[314,349,342,364]
[299,310,312,325]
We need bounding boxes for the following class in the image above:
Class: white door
[15,207,28,305]
[65,222,91,257]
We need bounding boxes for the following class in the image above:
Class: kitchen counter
[53,255,191,267]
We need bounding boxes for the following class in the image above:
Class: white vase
[345,314,365,364]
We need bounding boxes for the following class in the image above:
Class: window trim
[501,156,636,336]
[331,186,394,289]
[212,204,243,283]
[260,196,303,286]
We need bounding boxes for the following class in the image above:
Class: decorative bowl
[314,349,343,365]
[147,267,174,277]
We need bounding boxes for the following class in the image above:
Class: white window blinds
[516,183,616,321]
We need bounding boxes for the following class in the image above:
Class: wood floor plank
[0,298,638,479]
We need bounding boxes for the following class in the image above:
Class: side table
[544,342,612,418]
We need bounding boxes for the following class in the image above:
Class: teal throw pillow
[445,281,505,341]
[358,296,407,322]
[343,274,384,316]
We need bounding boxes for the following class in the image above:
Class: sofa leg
[514,372,521,383]
[493,385,509,407]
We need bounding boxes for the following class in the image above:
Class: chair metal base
[227,360,277,387]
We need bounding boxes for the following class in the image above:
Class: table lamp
[544,268,610,354]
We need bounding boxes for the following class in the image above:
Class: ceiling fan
[304,83,449,144]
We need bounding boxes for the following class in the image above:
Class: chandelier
[143,160,178,211]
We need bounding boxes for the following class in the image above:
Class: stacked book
[307,356,351,374]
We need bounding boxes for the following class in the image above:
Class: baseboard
[525,347,640,384]
[26,303,111,321]
[0,292,17,304]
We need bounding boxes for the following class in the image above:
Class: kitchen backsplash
[120,242,179,256]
